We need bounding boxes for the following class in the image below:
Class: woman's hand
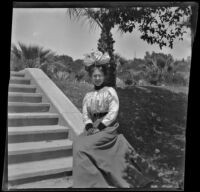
[92,128,100,134]
[93,118,103,129]
[85,123,93,131]
[85,119,104,136]
[87,128,100,136]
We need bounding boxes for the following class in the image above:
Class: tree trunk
[97,24,116,87]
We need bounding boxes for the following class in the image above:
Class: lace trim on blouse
[82,86,119,127]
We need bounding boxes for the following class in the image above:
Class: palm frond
[18,42,55,60]
[14,42,57,68]
[116,26,125,36]
[67,8,86,21]
[53,61,69,71]
[85,8,103,29]
[11,44,22,59]
[39,49,55,58]
[67,8,102,31]
[41,60,69,72]
[18,42,37,60]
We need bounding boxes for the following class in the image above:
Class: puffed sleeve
[82,93,93,125]
[101,87,119,126]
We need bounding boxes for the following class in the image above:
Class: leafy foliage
[54,55,74,70]
[115,52,190,87]
[11,42,56,69]
[75,68,91,83]
[72,59,84,73]
[51,77,187,188]
[11,42,72,80]
[10,52,24,71]
[115,7,191,49]
[67,6,192,87]
[142,51,189,86]
[11,41,190,88]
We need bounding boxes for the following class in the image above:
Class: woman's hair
[86,64,108,77]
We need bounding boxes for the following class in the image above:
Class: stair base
[8,172,72,188]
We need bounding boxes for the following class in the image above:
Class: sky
[11,8,192,61]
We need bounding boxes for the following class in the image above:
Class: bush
[144,67,162,85]
[75,69,91,83]
[116,77,126,88]
[131,71,146,83]
[10,56,25,71]
[143,65,189,87]
[124,78,133,85]
[173,73,188,86]
[164,72,188,86]
[75,70,86,81]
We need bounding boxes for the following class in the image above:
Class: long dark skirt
[72,123,157,188]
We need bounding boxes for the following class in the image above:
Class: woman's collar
[94,82,106,91]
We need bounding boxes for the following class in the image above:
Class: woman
[72,50,157,188]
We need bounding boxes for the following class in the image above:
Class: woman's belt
[92,112,108,119]
[92,112,118,127]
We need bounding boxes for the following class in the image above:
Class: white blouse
[82,86,119,127]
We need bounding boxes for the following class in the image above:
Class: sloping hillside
[53,78,188,188]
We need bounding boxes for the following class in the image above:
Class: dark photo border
[1,1,199,191]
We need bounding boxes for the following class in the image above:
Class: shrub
[124,78,133,85]
[144,67,162,85]
[118,70,133,86]
[118,69,147,86]
[131,71,146,83]
[75,70,85,81]
[75,69,92,84]
[161,71,188,86]
[171,73,188,86]
[10,55,25,71]
[116,77,126,88]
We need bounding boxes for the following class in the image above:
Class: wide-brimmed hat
[83,50,110,67]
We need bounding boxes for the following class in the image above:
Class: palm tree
[11,42,69,79]
[11,42,56,68]
[67,8,117,87]
[67,6,192,87]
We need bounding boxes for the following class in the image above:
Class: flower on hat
[98,52,110,65]
[83,50,110,67]
[83,54,95,67]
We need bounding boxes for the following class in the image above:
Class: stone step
[8,139,72,164]
[10,71,25,77]
[8,176,73,189]
[8,92,42,103]
[9,84,36,93]
[8,125,69,143]
[8,113,59,127]
[10,77,31,85]
[8,157,73,184]
[8,102,50,113]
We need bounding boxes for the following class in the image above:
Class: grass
[52,78,93,111]
[52,77,188,189]
[117,85,187,188]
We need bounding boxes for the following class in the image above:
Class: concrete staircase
[8,71,74,188]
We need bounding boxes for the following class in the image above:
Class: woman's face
[91,68,105,87]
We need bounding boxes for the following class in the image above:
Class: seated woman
[72,50,157,188]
